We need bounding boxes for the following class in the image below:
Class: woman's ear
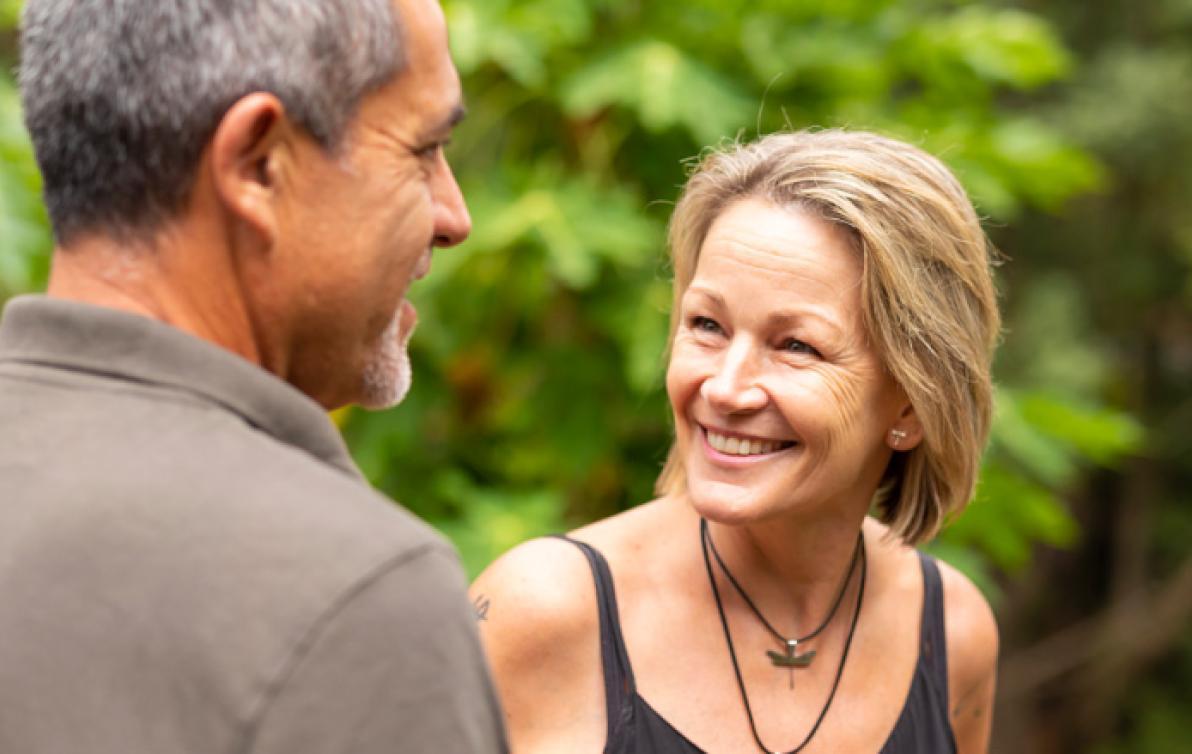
[887,402,924,451]
[207,92,288,246]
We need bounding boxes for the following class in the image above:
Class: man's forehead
[389,0,459,109]
[394,0,449,51]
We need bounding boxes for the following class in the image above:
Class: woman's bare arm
[471,538,608,754]
[940,560,1000,754]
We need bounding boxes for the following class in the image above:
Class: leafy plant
[3,1,1180,749]
[0,75,51,298]
[342,0,1123,585]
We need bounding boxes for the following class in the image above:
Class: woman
[473,130,1000,753]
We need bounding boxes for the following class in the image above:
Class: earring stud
[890,429,908,448]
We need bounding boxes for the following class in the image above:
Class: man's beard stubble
[359,309,413,409]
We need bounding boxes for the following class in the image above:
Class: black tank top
[557,537,957,754]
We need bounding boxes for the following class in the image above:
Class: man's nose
[432,157,471,248]
[700,341,767,413]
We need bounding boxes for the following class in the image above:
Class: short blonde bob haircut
[655,129,1000,545]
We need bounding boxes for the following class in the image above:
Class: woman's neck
[694,501,869,637]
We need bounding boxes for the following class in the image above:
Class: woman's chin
[685,481,773,525]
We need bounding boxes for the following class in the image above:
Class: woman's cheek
[826,371,865,419]
[665,346,704,402]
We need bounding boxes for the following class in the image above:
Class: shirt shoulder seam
[235,540,452,754]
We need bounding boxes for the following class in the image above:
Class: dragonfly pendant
[767,639,816,668]
[767,639,816,690]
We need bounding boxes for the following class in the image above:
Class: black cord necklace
[704,519,862,681]
[700,518,867,754]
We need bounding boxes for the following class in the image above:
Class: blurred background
[2,0,1189,751]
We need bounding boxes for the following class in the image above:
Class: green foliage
[1,0,1179,747]
[350,0,1117,584]
[936,389,1142,579]
[0,0,1138,593]
[0,76,51,298]
[562,41,755,144]
[462,169,662,289]
[0,0,19,28]
[433,471,570,577]
[1092,676,1192,754]
[906,7,1073,91]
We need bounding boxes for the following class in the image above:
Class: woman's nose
[700,344,767,413]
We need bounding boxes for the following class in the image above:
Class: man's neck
[46,229,263,367]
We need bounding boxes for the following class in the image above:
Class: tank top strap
[551,535,637,737]
[879,553,957,754]
[916,551,950,713]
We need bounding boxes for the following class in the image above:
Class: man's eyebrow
[427,103,467,138]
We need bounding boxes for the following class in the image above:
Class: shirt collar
[0,295,363,480]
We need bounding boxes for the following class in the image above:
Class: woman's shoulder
[933,558,999,671]
[471,535,609,750]
[471,534,601,657]
[867,516,998,751]
[470,501,676,751]
[862,519,998,646]
[861,519,998,690]
[863,517,998,750]
[934,555,998,749]
[472,499,676,637]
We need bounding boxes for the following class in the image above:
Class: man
[0,1,506,752]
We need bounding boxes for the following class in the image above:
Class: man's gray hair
[19,0,404,245]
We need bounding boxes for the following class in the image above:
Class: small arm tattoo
[953,703,985,719]
[473,594,491,622]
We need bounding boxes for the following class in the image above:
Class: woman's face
[666,197,909,525]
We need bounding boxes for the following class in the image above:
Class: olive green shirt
[0,296,506,754]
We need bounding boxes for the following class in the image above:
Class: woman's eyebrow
[686,286,844,335]
[766,309,845,337]
[683,286,724,306]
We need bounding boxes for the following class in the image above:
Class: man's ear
[888,401,925,452]
[208,93,288,246]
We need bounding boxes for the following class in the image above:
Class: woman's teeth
[706,430,790,456]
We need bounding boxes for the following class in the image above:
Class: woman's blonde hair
[655,129,1000,545]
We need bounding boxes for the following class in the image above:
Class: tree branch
[999,552,1192,700]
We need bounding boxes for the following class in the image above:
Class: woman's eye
[691,316,723,334]
[781,338,820,358]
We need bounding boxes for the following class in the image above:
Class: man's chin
[358,311,413,409]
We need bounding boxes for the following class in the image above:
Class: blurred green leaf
[0,0,19,28]
[990,389,1080,487]
[430,471,569,578]
[1018,392,1144,464]
[562,40,755,143]
[952,386,1141,578]
[739,15,892,97]
[908,7,1073,91]
[942,460,1079,573]
[460,169,662,289]
[0,75,52,298]
[987,118,1107,211]
[447,0,595,87]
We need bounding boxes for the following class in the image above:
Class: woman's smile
[700,424,797,462]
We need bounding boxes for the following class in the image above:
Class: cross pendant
[766,639,816,689]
